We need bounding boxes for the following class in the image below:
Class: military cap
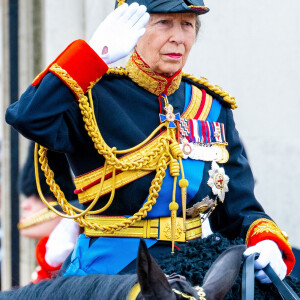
[115,0,209,15]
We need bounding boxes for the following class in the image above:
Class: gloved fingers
[243,244,260,257]
[120,2,140,23]
[127,4,147,27]
[255,270,271,284]
[243,247,255,257]
[106,3,129,22]
[132,11,150,32]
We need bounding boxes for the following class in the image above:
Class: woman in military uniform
[6,0,295,284]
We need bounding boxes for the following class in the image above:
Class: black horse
[1,235,299,299]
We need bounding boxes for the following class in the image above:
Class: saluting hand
[89,3,150,64]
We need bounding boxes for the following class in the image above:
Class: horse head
[136,239,246,300]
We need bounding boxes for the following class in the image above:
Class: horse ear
[137,239,176,300]
[201,245,246,300]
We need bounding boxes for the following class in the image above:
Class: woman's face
[19,195,61,239]
[136,13,196,77]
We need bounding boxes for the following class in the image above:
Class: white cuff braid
[89,2,150,64]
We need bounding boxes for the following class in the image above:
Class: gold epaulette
[182,72,238,110]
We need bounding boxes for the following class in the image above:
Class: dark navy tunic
[6,53,272,274]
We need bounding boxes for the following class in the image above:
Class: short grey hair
[195,16,201,37]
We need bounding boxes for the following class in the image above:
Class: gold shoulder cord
[182,73,237,109]
[35,68,189,251]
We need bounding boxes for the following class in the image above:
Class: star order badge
[207,161,229,202]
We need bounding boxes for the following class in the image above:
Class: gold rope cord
[182,73,237,109]
[35,67,228,234]
[36,142,171,232]
[35,76,184,233]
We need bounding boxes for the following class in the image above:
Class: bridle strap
[242,253,299,300]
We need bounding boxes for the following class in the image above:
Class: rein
[242,253,299,300]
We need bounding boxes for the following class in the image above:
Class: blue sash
[64,83,222,276]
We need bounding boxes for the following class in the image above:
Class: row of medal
[158,103,230,202]
[178,118,229,163]
[180,139,229,163]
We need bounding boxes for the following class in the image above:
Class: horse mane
[1,274,137,300]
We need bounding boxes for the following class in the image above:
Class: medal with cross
[159,93,180,128]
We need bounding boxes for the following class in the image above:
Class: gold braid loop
[169,159,180,177]
[78,91,168,171]
[182,72,237,109]
[37,146,85,225]
[36,85,179,233]
[37,141,170,233]
[170,141,184,159]
[36,64,186,234]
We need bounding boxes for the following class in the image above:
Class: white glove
[89,3,150,64]
[45,218,80,267]
[243,239,287,284]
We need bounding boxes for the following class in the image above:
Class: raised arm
[6,3,149,153]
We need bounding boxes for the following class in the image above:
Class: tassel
[179,179,189,232]
[169,201,179,254]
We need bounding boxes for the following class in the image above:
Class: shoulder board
[182,73,237,109]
